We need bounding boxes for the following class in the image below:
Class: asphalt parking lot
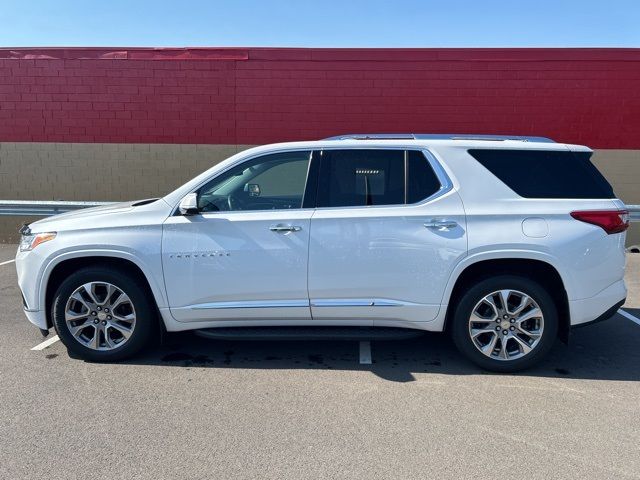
[1,243,639,480]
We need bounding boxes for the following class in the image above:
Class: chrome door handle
[424,219,458,231]
[269,224,302,233]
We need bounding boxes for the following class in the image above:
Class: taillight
[570,209,629,234]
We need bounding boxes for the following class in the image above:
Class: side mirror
[245,183,261,197]
[178,193,199,216]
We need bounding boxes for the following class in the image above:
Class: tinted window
[197,151,311,212]
[317,150,405,207]
[468,149,615,199]
[407,150,441,203]
[250,160,310,197]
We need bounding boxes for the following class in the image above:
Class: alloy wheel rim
[468,289,544,361]
[64,282,136,351]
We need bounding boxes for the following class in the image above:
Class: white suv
[16,134,629,372]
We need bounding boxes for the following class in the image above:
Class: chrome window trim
[175,145,454,215]
[311,147,453,212]
[420,148,454,203]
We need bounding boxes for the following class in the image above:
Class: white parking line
[359,341,372,364]
[618,309,640,327]
[0,259,15,266]
[31,335,60,351]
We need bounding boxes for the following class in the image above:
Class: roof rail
[323,133,556,143]
[324,134,415,140]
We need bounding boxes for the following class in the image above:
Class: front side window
[197,151,311,212]
[316,149,442,208]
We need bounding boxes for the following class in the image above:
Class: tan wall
[0,142,255,242]
[0,143,255,202]
[0,143,638,245]
[591,150,640,247]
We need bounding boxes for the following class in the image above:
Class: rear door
[308,148,467,325]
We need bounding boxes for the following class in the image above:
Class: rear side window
[468,149,614,199]
[316,149,442,208]
[317,150,405,207]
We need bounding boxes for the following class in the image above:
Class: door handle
[269,224,302,233]
[424,219,458,231]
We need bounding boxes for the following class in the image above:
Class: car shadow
[111,312,640,383]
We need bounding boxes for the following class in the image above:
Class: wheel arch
[41,251,167,330]
[443,254,571,343]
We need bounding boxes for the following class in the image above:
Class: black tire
[52,266,155,362]
[451,275,558,373]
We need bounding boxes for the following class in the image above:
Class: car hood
[27,199,171,233]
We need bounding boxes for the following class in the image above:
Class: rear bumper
[571,299,625,329]
[569,279,626,326]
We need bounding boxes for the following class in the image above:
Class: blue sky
[0,0,638,48]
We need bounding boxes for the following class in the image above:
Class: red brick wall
[1,47,639,148]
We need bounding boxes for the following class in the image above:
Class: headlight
[19,232,56,252]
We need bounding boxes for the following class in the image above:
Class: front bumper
[16,245,52,330]
[16,244,54,316]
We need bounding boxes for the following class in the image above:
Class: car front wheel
[52,266,155,362]
[451,275,558,372]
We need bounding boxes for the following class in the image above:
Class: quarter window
[468,149,615,199]
[407,150,442,203]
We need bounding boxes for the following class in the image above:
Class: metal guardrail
[0,200,639,220]
[0,200,114,216]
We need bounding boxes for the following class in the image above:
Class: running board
[194,326,424,342]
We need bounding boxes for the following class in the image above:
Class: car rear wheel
[451,275,558,372]
[52,266,155,362]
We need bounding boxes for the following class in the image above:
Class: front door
[308,148,467,325]
[162,150,314,323]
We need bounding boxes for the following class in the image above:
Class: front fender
[37,248,168,312]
